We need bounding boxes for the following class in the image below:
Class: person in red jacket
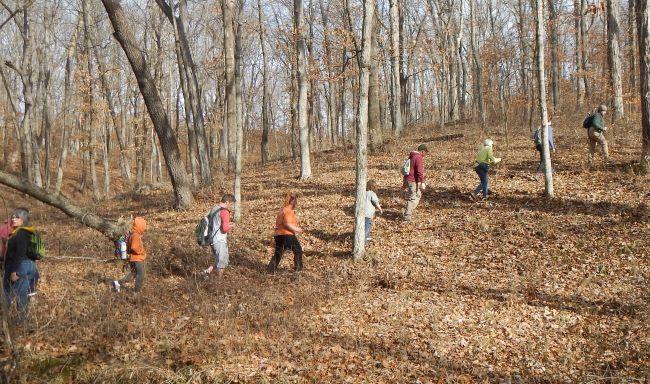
[111,217,147,293]
[403,144,429,221]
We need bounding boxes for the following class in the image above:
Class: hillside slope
[3,117,648,383]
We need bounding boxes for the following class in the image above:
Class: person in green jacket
[587,104,609,161]
[471,139,501,199]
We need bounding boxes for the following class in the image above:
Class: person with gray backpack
[199,194,235,279]
[583,104,610,162]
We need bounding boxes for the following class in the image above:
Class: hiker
[111,217,147,293]
[585,104,610,162]
[267,192,304,273]
[365,180,383,243]
[200,194,235,279]
[3,208,39,322]
[472,139,501,199]
[533,120,555,180]
[403,144,429,221]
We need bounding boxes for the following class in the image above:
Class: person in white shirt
[365,180,383,243]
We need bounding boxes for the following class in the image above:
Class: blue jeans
[3,259,37,322]
[474,163,490,197]
[364,217,372,240]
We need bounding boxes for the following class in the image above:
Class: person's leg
[288,235,304,271]
[133,262,145,292]
[14,261,34,322]
[118,263,135,285]
[535,144,544,175]
[588,128,598,160]
[215,241,229,278]
[3,269,12,310]
[598,133,609,159]
[267,235,285,273]
[364,217,372,241]
[404,181,420,220]
[483,170,490,196]
[29,268,39,296]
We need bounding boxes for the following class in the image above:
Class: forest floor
[3,115,649,383]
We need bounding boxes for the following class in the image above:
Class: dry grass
[2,114,648,383]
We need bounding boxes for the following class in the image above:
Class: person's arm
[372,195,382,214]
[128,233,145,258]
[414,155,424,189]
[486,147,496,163]
[284,210,303,234]
[220,209,232,233]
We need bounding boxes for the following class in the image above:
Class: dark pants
[268,235,303,273]
[3,259,37,322]
[474,163,490,197]
[119,261,145,292]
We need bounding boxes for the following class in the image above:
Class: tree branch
[0,170,125,240]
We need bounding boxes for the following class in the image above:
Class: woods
[0,0,648,382]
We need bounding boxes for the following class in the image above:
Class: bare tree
[295,0,311,180]
[258,0,270,163]
[533,0,553,196]
[353,0,375,261]
[101,0,193,209]
[389,0,404,136]
[607,0,624,120]
[638,0,650,171]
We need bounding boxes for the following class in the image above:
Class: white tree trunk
[295,0,312,180]
[637,0,650,171]
[353,0,375,261]
[534,0,554,197]
[607,0,624,120]
[389,0,404,136]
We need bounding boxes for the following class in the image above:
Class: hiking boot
[111,280,121,293]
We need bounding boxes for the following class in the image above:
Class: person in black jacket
[3,207,38,322]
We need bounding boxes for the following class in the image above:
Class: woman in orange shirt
[267,192,304,273]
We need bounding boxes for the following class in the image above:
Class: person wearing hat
[472,139,501,199]
[403,143,429,221]
[586,104,609,161]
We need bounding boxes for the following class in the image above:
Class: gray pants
[211,241,229,269]
[403,181,422,220]
[119,261,145,292]
[588,127,609,159]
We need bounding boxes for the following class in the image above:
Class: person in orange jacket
[267,192,304,273]
[111,217,147,293]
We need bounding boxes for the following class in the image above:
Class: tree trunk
[548,0,560,112]
[574,0,586,108]
[629,0,639,99]
[534,0,554,197]
[319,0,337,147]
[470,0,486,127]
[580,0,590,98]
[101,0,193,210]
[607,0,624,120]
[295,0,312,180]
[353,0,375,261]
[368,10,382,153]
[637,0,650,172]
[389,0,404,136]
[234,1,244,221]
[223,0,237,172]
[82,0,100,200]
[258,0,270,164]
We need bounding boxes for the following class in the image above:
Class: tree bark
[234,0,244,221]
[389,0,404,136]
[258,0,270,163]
[534,0,554,197]
[295,0,312,179]
[637,0,650,171]
[607,0,624,120]
[470,0,486,127]
[548,0,560,112]
[223,0,237,171]
[101,0,193,210]
[353,0,374,261]
[368,10,382,153]
[574,0,586,108]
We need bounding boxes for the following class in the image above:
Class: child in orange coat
[112,217,147,293]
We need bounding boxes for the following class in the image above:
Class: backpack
[26,231,45,261]
[195,207,222,246]
[582,113,595,129]
[400,158,411,176]
[114,233,130,260]
[533,127,541,145]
